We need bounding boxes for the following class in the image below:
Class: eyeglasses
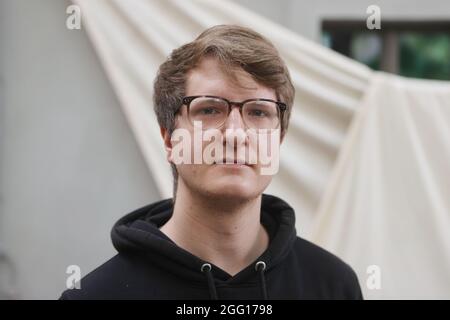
[179,95,287,130]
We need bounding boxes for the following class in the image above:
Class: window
[322,20,450,80]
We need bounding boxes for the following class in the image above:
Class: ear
[160,126,173,163]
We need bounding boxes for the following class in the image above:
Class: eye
[248,108,268,117]
[200,107,221,115]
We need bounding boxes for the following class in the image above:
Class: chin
[178,165,272,201]
[204,176,270,201]
[213,182,256,199]
[205,189,259,205]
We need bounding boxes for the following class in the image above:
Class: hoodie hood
[111,194,297,299]
[60,193,364,300]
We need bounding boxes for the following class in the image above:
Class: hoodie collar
[111,193,297,285]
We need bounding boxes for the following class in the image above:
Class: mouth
[213,158,253,167]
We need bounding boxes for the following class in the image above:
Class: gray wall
[0,0,160,299]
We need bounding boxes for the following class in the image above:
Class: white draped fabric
[73,0,450,299]
[312,73,450,299]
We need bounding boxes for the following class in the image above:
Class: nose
[223,106,248,155]
[223,105,245,130]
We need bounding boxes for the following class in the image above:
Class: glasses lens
[243,100,280,129]
[189,97,229,129]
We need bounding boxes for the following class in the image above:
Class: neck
[160,181,269,276]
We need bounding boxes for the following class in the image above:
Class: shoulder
[293,237,355,276]
[59,253,144,300]
[290,237,363,299]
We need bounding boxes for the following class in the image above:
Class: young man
[60,25,362,300]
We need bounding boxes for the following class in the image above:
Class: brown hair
[153,24,295,197]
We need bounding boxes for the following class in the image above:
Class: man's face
[167,57,280,202]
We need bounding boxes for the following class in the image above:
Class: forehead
[185,58,276,100]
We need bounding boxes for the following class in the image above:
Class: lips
[213,158,251,166]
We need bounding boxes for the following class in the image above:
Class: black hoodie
[60,194,363,300]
